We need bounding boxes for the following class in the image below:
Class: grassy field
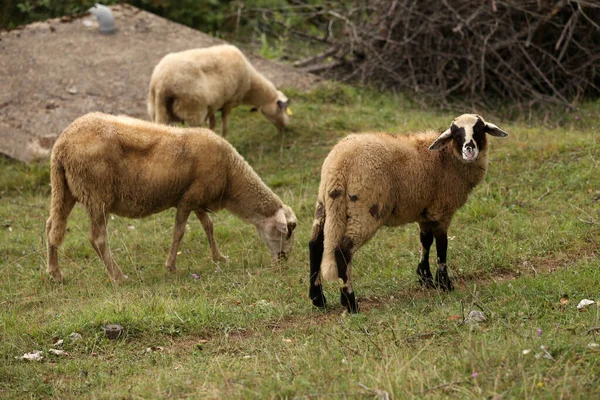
[1,84,599,399]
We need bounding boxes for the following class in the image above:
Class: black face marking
[472,117,486,151]
[315,202,325,219]
[286,222,296,239]
[329,189,342,199]
[349,194,359,202]
[452,124,466,154]
[369,204,380,219]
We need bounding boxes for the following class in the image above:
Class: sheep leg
[308,213,326,308]
[46,193,77,282]
[416,223,435,288]
[195,210,227,262]
[88,211,127,283]
[433,229,454,291]
[208,113,216,131]
[335,237,358,313]
[221,105,231,138]
[165,208,191,272]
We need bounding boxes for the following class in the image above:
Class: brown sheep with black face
[308,114,509,313]
[148,44,291,137]
[46,112,297,283]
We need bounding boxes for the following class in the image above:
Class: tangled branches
[244,0,600,108]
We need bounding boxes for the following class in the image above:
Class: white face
[261,91,290,131]
[256,206,297,261]
[453,114,481,164]
[429,114,509,161]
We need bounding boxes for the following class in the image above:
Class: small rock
[577,299,595,310]
[103,324,123,340]
[49,349,68,356]
[17,351,43,361]
[465,310,487,324]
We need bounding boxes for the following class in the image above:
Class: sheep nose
[465,140,476,150]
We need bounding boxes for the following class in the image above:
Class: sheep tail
[47,157,70,246]
[320,177,347,282]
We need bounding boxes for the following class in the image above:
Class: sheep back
[52,112,235,218]
[149,45,262,115]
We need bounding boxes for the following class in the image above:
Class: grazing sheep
[46,112,297,283]
[308,114,509,313]
[147,44,291,137]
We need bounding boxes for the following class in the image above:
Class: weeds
[0,84,599,398]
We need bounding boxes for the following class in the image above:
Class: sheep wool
[308,114,509,313]
[148,44,291,137]
[46,112,297,283]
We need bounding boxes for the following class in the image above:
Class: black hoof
[435,269,454,291]
[418,275,435,288]
[340,290,359,313]
[310,285,327,308]
[417,263,435,288]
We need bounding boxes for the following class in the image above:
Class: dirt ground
[0,4,320,162]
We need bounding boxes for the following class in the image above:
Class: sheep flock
[46,44,509,314]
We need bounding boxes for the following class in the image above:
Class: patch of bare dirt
[0,4,320,162]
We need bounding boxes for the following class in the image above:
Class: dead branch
[247,0,600,110]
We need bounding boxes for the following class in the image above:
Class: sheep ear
[429,128,453,150]
[274,208,288,236]
[485,122,509,137]
[277,100,288,110]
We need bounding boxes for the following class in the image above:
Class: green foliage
[1,0,120,29]
[0,158,50,195]
[1,84,599,398]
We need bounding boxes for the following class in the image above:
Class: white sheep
[46,112,297,283]
[308,114,509,312]
[147,44,291,137]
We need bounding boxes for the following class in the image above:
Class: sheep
[45,112,297,283]
[308,114,509,313]
[147,44,291,137]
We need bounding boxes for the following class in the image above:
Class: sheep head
[260,91,291,132]
[255,205,297,261]
[429,114,508,163]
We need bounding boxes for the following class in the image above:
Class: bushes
[242,0,600,108]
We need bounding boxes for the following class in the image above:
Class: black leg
[335,237,358,313]
[417,224,434,287]
[433,230,454,291]
[308,221,326,308]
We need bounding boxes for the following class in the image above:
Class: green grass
[1,83,599,399]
